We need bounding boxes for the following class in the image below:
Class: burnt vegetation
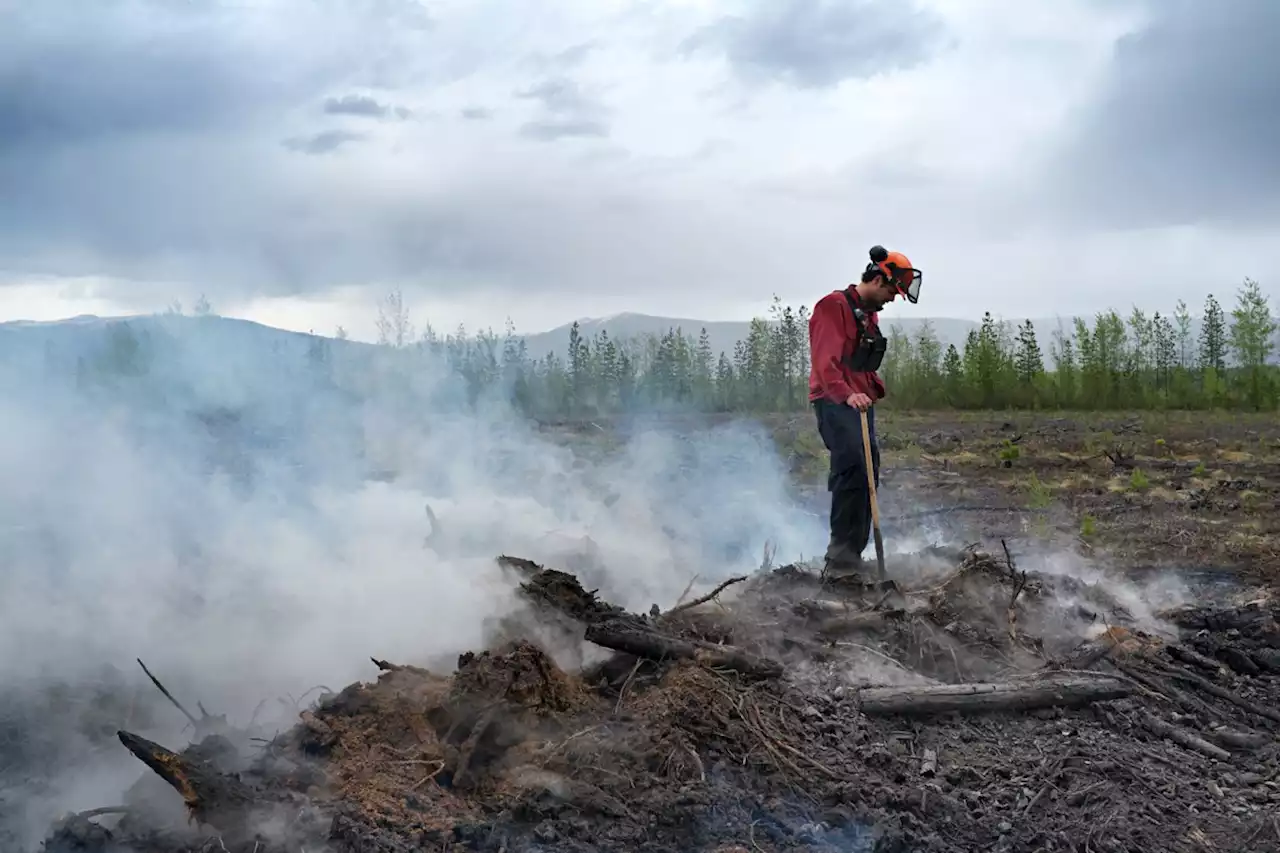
[31,546,1280,853]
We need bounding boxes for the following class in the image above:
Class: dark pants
[812,400,880,566]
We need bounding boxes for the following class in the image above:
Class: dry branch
[136,658,200,728]
[661,575,748,621]
[858,675,1134,717]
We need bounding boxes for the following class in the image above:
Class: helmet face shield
[892,267,921,304]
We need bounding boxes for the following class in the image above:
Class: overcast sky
[2,0,1276,341]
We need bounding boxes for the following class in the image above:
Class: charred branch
[858,675,1134,717]
[116,731,256,830]
[583,619,783,679]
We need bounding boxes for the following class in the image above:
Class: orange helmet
[867,245,921,304]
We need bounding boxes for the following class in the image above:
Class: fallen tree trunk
[584,619,783,679]
[858,675,1134,718]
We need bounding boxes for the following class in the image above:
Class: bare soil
[774,410,1280,582]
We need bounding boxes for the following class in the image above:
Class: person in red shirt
[808,245,922,578]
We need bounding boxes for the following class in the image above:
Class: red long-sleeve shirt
[808,287,886,403]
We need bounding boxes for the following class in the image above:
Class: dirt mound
[35,549,1280,853]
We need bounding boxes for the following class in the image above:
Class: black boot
[822,540,864,580]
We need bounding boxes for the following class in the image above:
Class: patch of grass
[1192,462,1208,477]
[899,441,923,463]
[998,439,1020,466]
[1129,468,1150,491]
[1025,472,1053,508]
[1080,514,1097,538]
[1085,429,1118,456]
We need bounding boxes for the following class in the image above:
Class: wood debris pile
[36,546,1280,853]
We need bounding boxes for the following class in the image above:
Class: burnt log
[584,619,783,679]
[1161,666,1280,724]
[815,610,905,638]
[117,730,257,834]
[1158,603,1277,635]
[793,600,905,638]
[1251,648,1280,673]
[1217,647,1261,676]
[1137,713,1231,762]
[857,675,1134,718]
[1167,644,1228,676]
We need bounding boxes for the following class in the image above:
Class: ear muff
[865,245,893,281]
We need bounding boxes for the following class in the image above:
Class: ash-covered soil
[27,546,1280,853]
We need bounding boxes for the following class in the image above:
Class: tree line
[374,280,1278,415]
[64,280,1277,416]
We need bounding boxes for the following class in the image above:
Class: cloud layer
[1,0,1275,327]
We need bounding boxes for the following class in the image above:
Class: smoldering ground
[0,315,827,849]
[0,316,1205,852]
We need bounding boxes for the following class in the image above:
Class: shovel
[859,407,887,581]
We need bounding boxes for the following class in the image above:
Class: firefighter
[808,245,921,578]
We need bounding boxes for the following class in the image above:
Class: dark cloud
[284,130,366,154]
[1050,0,1280,229]
[0,8,273,150]
[683,0,944,89]
[460,107,493,121]
[515,77,610,141]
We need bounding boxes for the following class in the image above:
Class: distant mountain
[5,310,1267,377]
[518,312,1092,361]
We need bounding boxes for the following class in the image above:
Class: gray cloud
[515,77,610,140]
[1049,0,1280,229]
[0,1,450,301]
[323,94,388,118]
[1,0,1275,321]
[683,0,945,89]
[0,7,273,150]
[284,129,366,154]
[323,94,413,120]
